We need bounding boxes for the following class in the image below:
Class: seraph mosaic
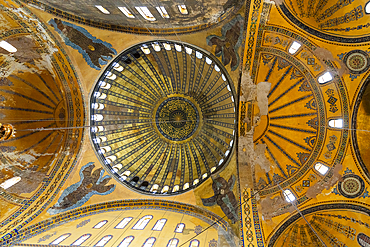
[201,175,238,224]
[206,14,244,71]
[47,162,115,215]
[49,18,116,70]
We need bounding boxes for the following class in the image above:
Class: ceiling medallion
[344,50,370,74]
[90,40,236,195]
[338,174,365,198]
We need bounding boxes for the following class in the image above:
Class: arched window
[175,223,185,233]
[318,71,333,84]
[142,237,156,247]
[95,5,110,14]
[50,233,71,245]
[135,7,156,21]
[314,163,329,175]
[71,234,91,246]
[167,238,179,247]
[366,1,370,14]
[93,220,108,229]
[118,7,135,18]
[132,215,153,230]
[115,217,133,229]
[118,236,134,247]
[95,235,113,246]
[178,5,188,14]
[152,218,167,231]
[283,189,296,203]
[156,6,170,18]
[189,239,200,247]
[328,119,343,128]
[0,177,21,189]
[288,41,301,54]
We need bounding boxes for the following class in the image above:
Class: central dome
[90,40,236,195]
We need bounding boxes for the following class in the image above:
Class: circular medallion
[344,50,370,74]
[156,97,199,141]
[338,174,365,198]
[90,40,236,195]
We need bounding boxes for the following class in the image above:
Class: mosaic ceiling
[90,40,236,195]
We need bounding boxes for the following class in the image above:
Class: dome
[90,40,236,195]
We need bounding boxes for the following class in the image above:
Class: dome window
[95,5,110,14]
[50,234,71,245]
[152,42,161,52]
[172,185,180,192]
[328,118,343,128]
[141,44,151,54]
[136,7,156,21]
[175,44,182,52]
[95,235,112,246]
[132,215,153,230]
[150,184,159,192]
[0,40,17,52]
[93,136,107,144]
[92,114,104,121]
[92,103,104,110]
[193,179,199,185]
[366,1,370,14]
[189,240,200,247]
[185,47,192,54]
[99,146,111,154]
[288,41,301,54]
[152,219,167,231]
[183,183,189,190]
[196,51,203,59]
[318,71,333,84]
[156,6,170,18]
[112,164,123,173]
[210,167,216,173]
[118,236,134,247]
[175,223,185,233]
[163,43,171,51]
[282,189,296,202]
[0,177,21,190]
[118,7,135,18]
[214,64,220,72]
[94,220,108,229]
[202,173,208,179]
[106,155,116,164]
[113,62,124,72]
[91,126,104,132]
[178,5,188,14]
[161,185,169,193]
[71,234,91,246]
[167,238,179,247]
[143,237,156,247]
[314,162,329,175]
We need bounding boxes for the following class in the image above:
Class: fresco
[49,18,116,70]
[48,162,115,215]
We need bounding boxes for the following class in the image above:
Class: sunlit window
[135,7,156,21]
[95,5,110,14]
[167,238,179,247]
[141,44,151,54]
[156,6,170,18]
[105,72,116,81]
[318,71,333,84]
[175,223,185,233]
[112,164,123,173]
[132,215,153,230]
[202,173,207,179]
[91,126,105,132]
[118,7,135,18]
[175,44,182,52]
[152,42,161,52]
[196,51,203,59]
[193,179,199,185]
[71,234,91,246]
[50,234,71,245]
[95,235,113,246]
[206,57,212,64]
[214,65,220,72]
[93,136,107,144]
[142,237,156,247]
[189,240,200,247]
[115,217,133,229]
[92,103,105,110]
[328,119,343,128]
[92,114,104,121]
[210,167,216,173]
[113,62,124,72]
[288,41,301,54]
[172,185,179,192]
[0,177,21,190]
[161,185,169,193]
[99,146,111,154]
[283,189,296,203]
[118,236,134,247]
[183,183,189,190]
[152,218,167,231]
[94,220,108,229]
[150,184,159,192]
[105,155,116,164]
[0,40,17,52]
[314,163,329,175]
[178,5,188,14]
[366,1,370,14]
[185,47,192,54]
[163,43,171,51]
[218,159,224,165]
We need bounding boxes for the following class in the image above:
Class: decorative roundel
[90,40,236,195]
[344,50,370,74]
[338,174,365,198]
